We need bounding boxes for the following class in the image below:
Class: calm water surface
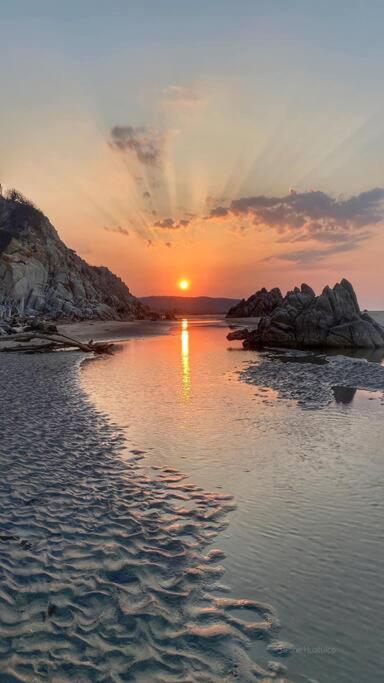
[81,317,384,683]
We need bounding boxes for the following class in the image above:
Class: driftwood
[0,331,114,354]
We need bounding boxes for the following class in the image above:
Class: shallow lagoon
[82,317,384,683]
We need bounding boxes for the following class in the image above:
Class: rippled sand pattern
[0,354,283,682]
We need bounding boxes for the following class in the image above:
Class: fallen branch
[0,331,114,354]
[1,343,58,353]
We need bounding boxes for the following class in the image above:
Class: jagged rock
[237,280,384,349]
[226,287,283,317]
[0,192,148,321]
[227,328,250,341]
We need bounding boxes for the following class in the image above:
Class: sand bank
[58,318,176,343]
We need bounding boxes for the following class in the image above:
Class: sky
[1,0,384,306]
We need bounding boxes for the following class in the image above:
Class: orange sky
[2,4,384,308]
[4,110,383,309]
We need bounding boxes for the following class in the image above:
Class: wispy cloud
[162,85,201,108]
[275,241,361,265]
[103,225,130,237]
[154,217,190,229]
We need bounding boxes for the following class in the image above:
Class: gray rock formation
[227,328,250,341]
[0,191,148,320]
[235,280,384,349]
[226,287,283,317]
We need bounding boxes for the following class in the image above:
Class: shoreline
[57,314,255,346]
[57,318,176,344]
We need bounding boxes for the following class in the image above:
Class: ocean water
[1,317,383,682]
[80,317,384,683]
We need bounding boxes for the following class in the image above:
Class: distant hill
[140,296,241,315]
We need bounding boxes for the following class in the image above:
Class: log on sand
[0,331,114,354]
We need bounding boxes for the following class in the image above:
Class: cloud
[109,125,168,166]
[209,206,229,218]
[154,217,190,230]
[276,242,360,265]
[210,188,384,234]
[162,85,201,108]
[204,187,384,262]
[103,225,130,237]
[208,187,384,246]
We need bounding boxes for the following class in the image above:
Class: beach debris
[0,328,114,354]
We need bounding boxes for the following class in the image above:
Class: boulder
[227,328,250,341]
[235,280,384,349]
[226,287,283,317]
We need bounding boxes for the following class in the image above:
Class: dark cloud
[208,187,384,248]
[154,217,190,229]
[209,206,229,218]
[109,126,167,166]
[154,218,174,229]
[103,225,130,237]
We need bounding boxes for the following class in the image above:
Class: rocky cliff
[226,287,283,317]
[0,191,147,320]
[231,280,384,349]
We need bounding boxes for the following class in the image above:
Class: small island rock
[229,280,384,349]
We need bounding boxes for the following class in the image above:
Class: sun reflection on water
[181,318,191,399]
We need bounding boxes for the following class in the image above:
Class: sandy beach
[58,318,176,343]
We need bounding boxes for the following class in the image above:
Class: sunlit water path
[80,317,384,683]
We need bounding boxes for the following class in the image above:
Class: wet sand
[0,349,282,682]
[58,318,175,343]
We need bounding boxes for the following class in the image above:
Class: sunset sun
[178,279,190,291]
